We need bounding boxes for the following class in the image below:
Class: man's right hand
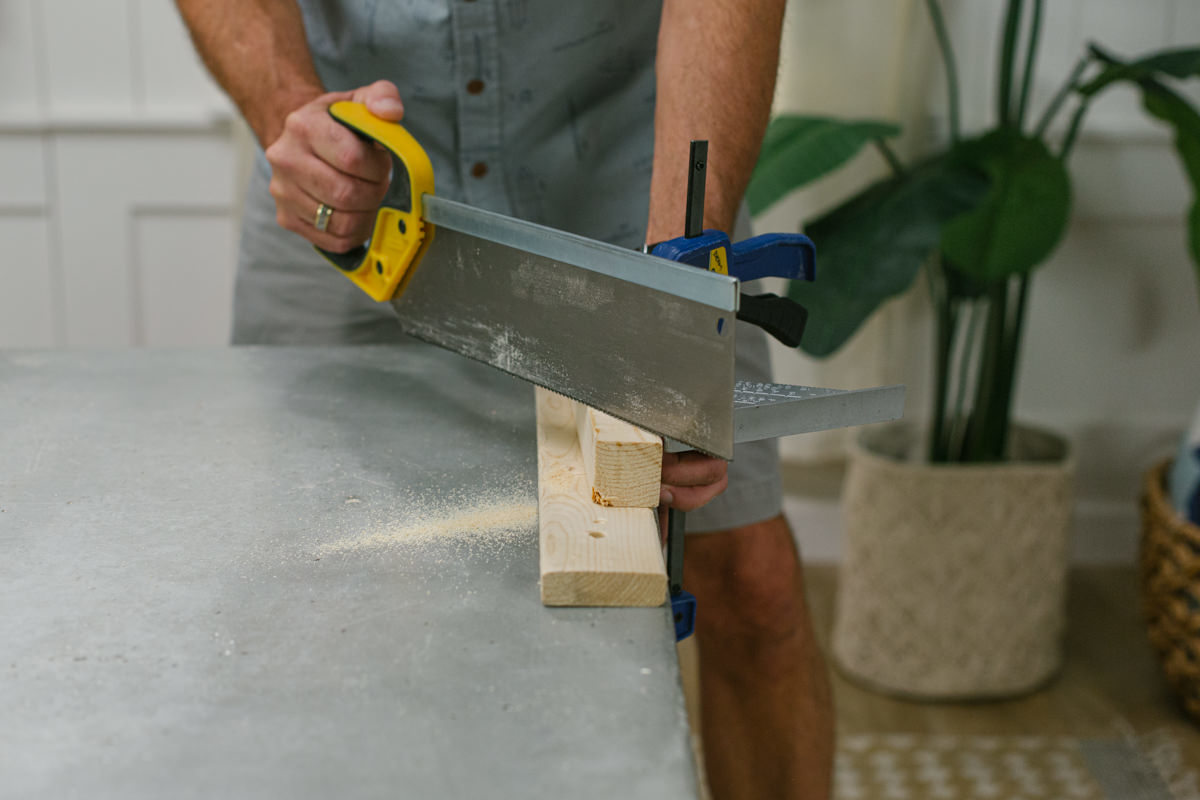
[264,80,404,253]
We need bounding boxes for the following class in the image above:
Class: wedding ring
[314,202,333,233]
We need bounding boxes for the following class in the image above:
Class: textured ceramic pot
[832,422,1075,699]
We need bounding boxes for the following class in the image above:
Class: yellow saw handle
[315,101,436,302]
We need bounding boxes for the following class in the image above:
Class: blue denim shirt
[297,0,662,249]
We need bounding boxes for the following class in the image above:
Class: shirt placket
[450,0,508,214]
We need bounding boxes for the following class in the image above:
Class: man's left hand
[660,452,728,511]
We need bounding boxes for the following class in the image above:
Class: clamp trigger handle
[736,293,809,349]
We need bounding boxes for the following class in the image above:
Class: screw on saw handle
[314,101,436,302]
[648,230,815,348]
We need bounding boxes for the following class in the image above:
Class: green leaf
[1074,50,1200,281]
[1136,79,1200,276]
[1190,203,1200,288]
[787,158,988,357]
[1081,45,1200,96]
[747,115,901,215]
[940,130,1071,281]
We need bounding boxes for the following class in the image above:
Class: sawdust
[316,488,537,557]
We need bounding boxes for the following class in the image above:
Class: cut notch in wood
[574,402,662,508]
[536,388,666,607]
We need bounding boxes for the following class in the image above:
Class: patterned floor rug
[835,732,1199,799]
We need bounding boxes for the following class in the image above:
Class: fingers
[264,84,399,250]
[660,452,729,512]
[272,205,379,254]
[268,171,383,252]
[661,474,730,513]
[662,451,727,488]
[308,123,393,184]
[353,79,405,121]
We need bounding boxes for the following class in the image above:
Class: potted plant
[749,0,1200,698]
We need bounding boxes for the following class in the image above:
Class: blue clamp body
[672,590,697,642]
[653,226,816,644]
[650,231,816,283]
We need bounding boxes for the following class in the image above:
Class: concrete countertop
[0,346,696,799]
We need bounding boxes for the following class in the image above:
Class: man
[176,2,831,797]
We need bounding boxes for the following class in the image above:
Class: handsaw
[317,102,901,459]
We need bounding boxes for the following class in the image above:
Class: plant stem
[966,280,1009,460]
[1015,0,1043,129]
[948,297,983,460]
[995,274,1031,454]
[998,0,1025,127]
[928,255,954,462]
[924,0,962,144]
[873,138,905,177]
[1034,54,1091,138]
[1059,97,1091,159]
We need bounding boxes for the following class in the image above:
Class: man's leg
[684,513,833,800]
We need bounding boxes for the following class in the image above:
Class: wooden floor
[680,565,1200,792]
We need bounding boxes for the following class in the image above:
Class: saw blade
[391,196,740,458]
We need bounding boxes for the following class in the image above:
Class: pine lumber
[573,401,662,507]
[535,388,666,607]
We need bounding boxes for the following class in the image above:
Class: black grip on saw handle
[736,293,809,349]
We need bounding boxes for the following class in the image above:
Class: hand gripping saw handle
[314,100,820,352]
[315,101,436,302]
[317,101,816,355]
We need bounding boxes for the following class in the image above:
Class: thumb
[354,80,404,121]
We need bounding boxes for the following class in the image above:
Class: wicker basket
[1140,459,1200,721]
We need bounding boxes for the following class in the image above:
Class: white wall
[0,0,239,347]
[765,0,1200,562]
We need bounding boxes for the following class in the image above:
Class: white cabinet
[0,0,238,347]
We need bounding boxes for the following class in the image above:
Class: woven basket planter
[832,422,1075,700]
[1140,459,1200,721]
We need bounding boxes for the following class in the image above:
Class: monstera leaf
[939,130,1071,282]
[1141,79,1200,275]
[1082,45,1200,283]
[787,157,988,356]
[747,115,900,216]
[1080,45,1200,95]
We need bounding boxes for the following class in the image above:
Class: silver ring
[314,203,333,232]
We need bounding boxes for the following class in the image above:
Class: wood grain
[574,401,662,508]
[536,388,666,607]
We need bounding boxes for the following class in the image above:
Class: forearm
[646,0,786,242]
[175,0,324,147]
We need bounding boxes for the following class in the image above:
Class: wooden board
[574,401,662,508]
[536,388,667,607]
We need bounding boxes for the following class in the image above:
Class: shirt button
[466,79,485,95]
[471,162,488,178]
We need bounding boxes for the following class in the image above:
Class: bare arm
[175,0,323,147]
[648,0,786,510]
[645,0,787,242]
[175,0,401,251]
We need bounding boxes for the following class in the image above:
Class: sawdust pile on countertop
[316,487,538,557]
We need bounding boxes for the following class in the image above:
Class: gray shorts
[232,159,782,532]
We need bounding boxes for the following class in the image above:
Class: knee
[687,516,807,642]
